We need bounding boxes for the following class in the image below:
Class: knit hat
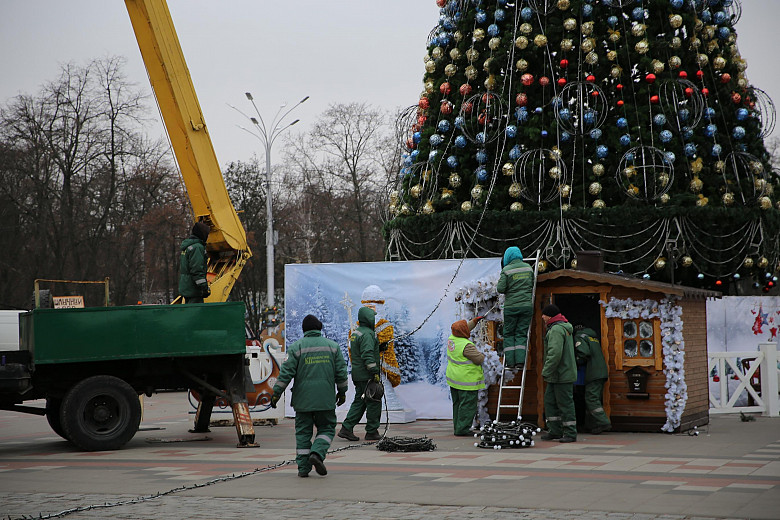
[302,314,323,332]
[192,221,210,242]
[541,304,560,318]
[451,320,471,339]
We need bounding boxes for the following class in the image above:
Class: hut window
[621,319,657,364]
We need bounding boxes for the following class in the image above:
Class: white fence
[708,343,779,416]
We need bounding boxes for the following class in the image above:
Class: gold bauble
[401,203,412,215]
[654,257,667,271]
[389,203,398,216]
[422,200,434,214]
[737,78,747,89]
[682,256,693,267]
[715,160,726,173]
[736,59,748,72]
[509,182,522,198]
[570,259,578,269]
[758,256,769,269]
[628,184,640,197]
[669,14,683,29]
[696,195,709,207]
[691,157,703,174]
[473,28,486,41]
[465,65,478,80]
[431,47,443,60]
[563,18,577,31]
[440,189,453,200]
[759,196,773,210]
[707,40,720,53]
[668,56,681,69]
[690,177,703,193]
[589,182,602,195]
[585,51,598,65]
[538,259,549,273]
[548,166,561,179]
[390,190,400,204]
[557,0,570,10]
[561,203,571,212]
[424,81,435,93]
[658,173,670,187]
[483,58,493,72]
[632,24,646,37]
[561,39,574,52]
[690,37,701,50]
[559,184,571,198]
[697,53,709,67]
[444,64,458,77]
[515,59,529,72]
[520,23,533,35]
[635,39,650,54]
[515,36,529,49]
[670,37,682,49]
[489,37,501,50]
[461,201,472,212]
[610,66,623,78]
[652,60,665,74]
[608,29,621,43]
[695,19,704,31]
[703,25,716,40]
[660,193,670,204]
[422,168,432,182]
[593,163,605,177]
[454,31,463,42]
[750,160,764,175]
[534,34,548,47]
[410,184,422,198]
[549,147,563,161]
[624,166,637,178]
[743,257,755,268]
[722,192,735,206]
[449,48,461,61]
[471,185,483,199]
[484,75,497,90]
[607,50,618,62]
[593,199,606,209]
[502,163,515,176]
[581,22,594,36]
[449,173,461,188]
[713,56,727,70]
[510,201,524,212]
[466,48,479,62]
[755,178,767,193]
[581,38,594,52]
[425,60,436,73]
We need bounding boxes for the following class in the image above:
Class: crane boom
[124,0,251,302]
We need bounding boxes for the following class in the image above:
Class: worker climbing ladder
[494,250,541,423]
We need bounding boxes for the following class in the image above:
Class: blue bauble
[558,108,571,121]
[428,149,439,162]
[596,145,609,158]
[697,273,705,280]
[684,143,697,157]
[561,131,572,143]
[653,114,667,126]
[494,8,505,22]
[455,135,467,148]
[713,11,727,24]
[582,4,593,17]
[664,151,676,164]
[632,7,645,20]
[712,144,722,156]
[534,106,543,114]
[660,130,673,143]
[476,10,487,24]
[704,124,717,137]
[454,116,465,129]
[670,0,684,8]
[678,108,690,122]
[509,145,522,160]
[438,34,451,46]
[476,166,488,182]
[701,10,711,23]
[625,152,635,163]
[643,274,651,280]
[590,128,603,140]
[442,17,455,30]
[732,126,746,139]
[476,132,486,144]
[476,149,488,164]
[607,15,619,28]
[410,150,419,161]
[430,134,443,147]
[487,24,500,37]
[430,36,440,47]
[541,129,549,138]
[506,125,517,138]
[521,7,533,21]
[583,109,597,126]
[400,166,410,177]
[437,120,451,133]
[735,108,749,121]
[682,127,694,140]
[551,96,563,109]
[705,107,716,120]
[620,134,631,146]
[516,107,529,123]
[447,155,458,168]
[413,131,422,144]
[617,117,628,129]
[718,27,730,40]
[403,156,413,167]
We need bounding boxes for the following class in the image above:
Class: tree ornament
[400,203,412,215]
[515,36,529,49]
[488,37,501,50]
[669,14,683,29]
[617,100,624,107]
[696,53,709,67]
[440,82,452,95]
[418,97,430,110]
[721,73,731,84]
[422,200,434,214]
[682,256,693,267]
[563,18,577,31]
[515,59,529,72]
[759,196,772,210]
[581,38,595,53]
[474,28,486,41]
[449,173,461,187]
[690,177,703,193]
[722,192,735,206]
[557,0,570,10]
[570,259,578,269]
[561,39,574,52]
[449,48,461,61]
[440,100,453,114]
[453,31,463,42]
[611,66,622,78]
[424,81,435,93]
[654,257,667,271]
[646,73,656,84]
[560,58,569,68]
[509,182,522,198]
[534,34,548,47]
[516,93,528,106]
[581,22,594,36]
[466,48,479,62]
[521,73,534,86]
[537,259,548,273]
[607,50,618,62]
[586,74,596,83]
[539,76,550,87]
[696,194,709,207]
[652,60,665,74]
[650,95,659,104]
[660,193,670,204]
[589,182,602,195]
[459,83,472,96]
[592,199,606,209]
[484,75,497,90]
[502,162,515,176]
[632,24,646,37]
[559,184,571,198]
[465,65,478,80]
[713,56,726,70]
[471,185,483,199]
[669,57,682,70]
[557,78,567,87]
[731,92,741,104]
[482,58,493,72]
[425,60,436,73]
[510,201,523,211]
[608,29,621,43]
[460,201,472,212]
[758,256,769,269]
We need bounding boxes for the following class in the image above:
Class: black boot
[337,427,359,441]
[309,452,327,476]
[364,431,381,441]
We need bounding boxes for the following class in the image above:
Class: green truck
[0,302,256,451]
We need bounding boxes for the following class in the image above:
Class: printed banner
[284,258,500,419]
[706,296,780,352]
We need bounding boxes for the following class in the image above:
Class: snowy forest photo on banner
[284,258,499,419]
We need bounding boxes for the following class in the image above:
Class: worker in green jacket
[178,222,211,303]
[574,325,612,434]
[540,304,578,443]
[496,246,534,367]
[338,306,382,442]
[271,314,349,478]
[446,317,485,436]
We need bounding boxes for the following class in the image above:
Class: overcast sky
[1,1,777,166]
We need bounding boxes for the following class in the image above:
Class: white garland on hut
[601,297,687,432]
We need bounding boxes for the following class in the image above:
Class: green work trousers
[341,380,381,435]
[503,304,533,367]
[584,379,611,431]
[294,409,336,474]
[544,382,577,439]
[450,387,478,435]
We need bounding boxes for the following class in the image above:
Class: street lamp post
[232,93,309,308]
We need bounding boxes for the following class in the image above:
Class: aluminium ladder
[494,250,541,422]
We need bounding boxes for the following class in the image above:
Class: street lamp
[231,93,309,307]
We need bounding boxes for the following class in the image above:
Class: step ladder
[494,249,541,423]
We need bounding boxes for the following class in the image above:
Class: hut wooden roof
[537,269,721,299]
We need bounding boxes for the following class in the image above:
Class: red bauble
[557,78,567,86]
[440,82,452,95]
[411,124,421,132]
[478,111,490,125]
[436,0,446,6]
[539,76,550,87]
[560,58,569,68]
[516,93,528,106]
[521,73,534,86]
[591,91,599,97]
[685,87,693,97]
[482,93,494,105]
[646,73,656,84]
[701,87,709,97]
[586,74,596,82]
[418,97,430,110]
[440,100,453,115]
[459,83,472,96]
[617,100,624,107]
[721,73,731,84]
[696,70,704,80]
[650,95,660,104]
[616,83,624,91]
[462,102,473,114]
[679,71,688,79]
[731,92,741,104]
[417,115,427,126]
[406,138,415,150]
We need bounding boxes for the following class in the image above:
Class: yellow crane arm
[124,0,251,302]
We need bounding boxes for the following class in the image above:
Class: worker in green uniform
[446,316,485,436]
[574,325,612,434]
[540,304,578,443]
[497,246,534,367]
[338,306,382,442]
[271,314,348,478]
[178,221,211,303]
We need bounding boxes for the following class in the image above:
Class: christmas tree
[386,0,780,292]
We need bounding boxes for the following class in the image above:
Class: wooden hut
[488,269,720,432]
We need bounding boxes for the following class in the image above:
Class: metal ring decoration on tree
[553,81,608,136]
[515,148,568,206]
[750,88,777,138]
[615,146,675,202]
[458,92,507,145]
[722,151,769,205]
[658,79,704,135]
[396,104,421,153]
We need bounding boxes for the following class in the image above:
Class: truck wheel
[60,376,141,451]
[45,397,67,440]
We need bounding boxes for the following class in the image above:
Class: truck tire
[45,397,67,440]
[60,375,141,451]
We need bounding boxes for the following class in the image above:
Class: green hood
[358,306,376,328]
